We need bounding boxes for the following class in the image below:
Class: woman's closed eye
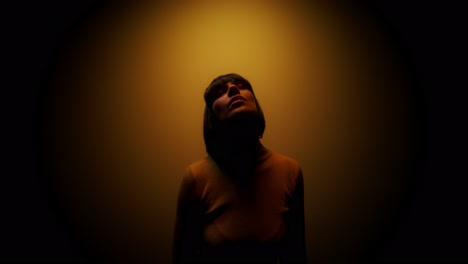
[215,88,226,98]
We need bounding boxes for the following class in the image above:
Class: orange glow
[43,1,416,261]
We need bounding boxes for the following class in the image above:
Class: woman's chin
[227,107,257,120]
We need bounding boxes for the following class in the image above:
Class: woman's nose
[227,84,240,97]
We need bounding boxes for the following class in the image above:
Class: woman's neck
[214,136,264,171]
[212,116,265,170]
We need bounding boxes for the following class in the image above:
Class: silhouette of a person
[173,73,306,263]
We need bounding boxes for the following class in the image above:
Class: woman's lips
[229,95,246,107]
[231,99,245,105]
[229,99,246,109]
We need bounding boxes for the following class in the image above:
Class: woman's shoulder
[263,149,303,193]
[179,156,219,197]
[184,156,220,180]
[267,150,301,170]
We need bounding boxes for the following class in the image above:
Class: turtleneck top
[173,147,306,263]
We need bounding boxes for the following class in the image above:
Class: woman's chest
[200,172,290,245]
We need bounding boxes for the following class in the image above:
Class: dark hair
[203,73,266,156]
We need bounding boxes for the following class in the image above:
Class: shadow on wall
[36,0,424,262]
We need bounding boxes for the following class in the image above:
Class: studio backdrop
[39,1,421,262]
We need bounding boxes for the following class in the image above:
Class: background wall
[0,2,438,260]
[39,1,418,262]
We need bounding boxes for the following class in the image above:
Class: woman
[173,73,306,263]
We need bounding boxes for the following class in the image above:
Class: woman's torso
[188,149,301,261]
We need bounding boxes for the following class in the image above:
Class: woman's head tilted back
[203,73,266,157]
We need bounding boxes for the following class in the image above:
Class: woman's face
[211,81,258,121]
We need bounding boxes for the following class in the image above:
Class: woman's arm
[281,169,307,263]
[172,168,203,264]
